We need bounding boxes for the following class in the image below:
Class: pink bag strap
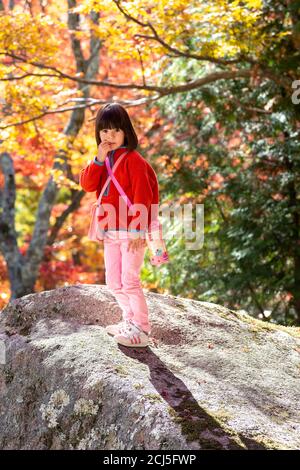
[105,155,133,208]
[97,151,129,204]
[102,152,161,239]
[105,157,159,237]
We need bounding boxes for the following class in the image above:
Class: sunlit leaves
[0,8,62,64]
[73,0,265,62]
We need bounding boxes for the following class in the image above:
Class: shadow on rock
[118,345,267,450]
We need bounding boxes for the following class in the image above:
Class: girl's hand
[127,237,147,253]
[97,141,114,162]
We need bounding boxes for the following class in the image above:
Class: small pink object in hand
[150,248,169,266]
[146,221,170,266]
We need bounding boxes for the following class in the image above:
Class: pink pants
[103,231,151,334]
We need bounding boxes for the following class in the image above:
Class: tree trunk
[0,6,101,300]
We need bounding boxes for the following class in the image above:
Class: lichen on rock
[0,284,299,450]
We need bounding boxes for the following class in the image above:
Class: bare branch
[47,189,85,245]
[0,95,160,129]
[0,49,289,93]
[0,69,253,129]
[0,71,62,81]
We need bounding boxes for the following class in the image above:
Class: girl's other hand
[97,141,114,162]
[127,238,147,253]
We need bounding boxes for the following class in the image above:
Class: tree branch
[47,189,85,245]
[0,71,62,81]
[0,95,160,129]
[112,0,244,66]
[0,69,254,129]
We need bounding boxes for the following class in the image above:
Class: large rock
[0,284,299,450]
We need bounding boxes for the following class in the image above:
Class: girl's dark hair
[95,103,138,151]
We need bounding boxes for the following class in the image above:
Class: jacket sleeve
[127,153,154,232]
[79,156,105,192]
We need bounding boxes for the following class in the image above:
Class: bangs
[98,108,125,131]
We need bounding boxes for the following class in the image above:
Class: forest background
[0,0,299,326]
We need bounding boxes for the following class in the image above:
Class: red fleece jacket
[79,147,159,233]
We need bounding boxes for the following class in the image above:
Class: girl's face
[99,127,125,150]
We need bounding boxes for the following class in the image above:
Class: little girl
[79,103,159,348]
